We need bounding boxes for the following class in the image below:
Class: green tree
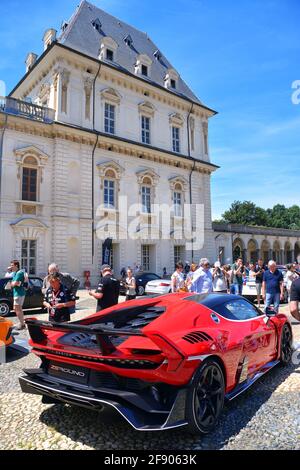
[216,201,300,229]
[221,201,269,226]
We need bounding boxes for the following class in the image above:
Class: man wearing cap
[89,265,120,312]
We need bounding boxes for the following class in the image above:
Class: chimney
[43,29,57,50]
[25,53,38,72]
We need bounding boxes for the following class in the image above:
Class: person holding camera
[212,262,229,293]
[253,259,266,308]
[231,258,245,295]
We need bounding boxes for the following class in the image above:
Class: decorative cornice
[1,114,217,175]
[11,45,216,119]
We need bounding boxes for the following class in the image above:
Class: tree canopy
[216,201,300,229]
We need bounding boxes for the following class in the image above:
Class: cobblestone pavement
[0,292,299,450]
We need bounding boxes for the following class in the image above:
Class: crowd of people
[4,255,300,331]
[170,257,300,315]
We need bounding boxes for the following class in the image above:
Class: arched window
[173,182,183,217]
[103,169,117,209]
[97,161,124,212]
[169,176,188,218]
[141,176,152,214]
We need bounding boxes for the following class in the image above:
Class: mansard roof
[58,0,202,104]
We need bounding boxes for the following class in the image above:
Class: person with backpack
[10,260,26,330]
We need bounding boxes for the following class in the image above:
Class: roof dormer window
[106,49,114,61]
[164,68,179,91]
[135,54,152,79]
[153,50,162,61]
[92,18,102,32]
[124,34,133,47]
[99,36,118,63]
[141,65,148,77]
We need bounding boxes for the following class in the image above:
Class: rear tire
[280,323,293,365]
[137,286,145,296]
[0,301,11,317]
[185,359,225,435]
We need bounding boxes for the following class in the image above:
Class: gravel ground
[0,293,299,450]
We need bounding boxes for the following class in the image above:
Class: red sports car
[19,293,293,435]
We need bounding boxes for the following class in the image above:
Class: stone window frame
[100,88,122,135]
[10,218,48,276]
[97,160,124,212]
[14,146,49,206]
[138,101,155,145]
[169,176,188,219]
[169,113,184,154]
[136,169,159,216]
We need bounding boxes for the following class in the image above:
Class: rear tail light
[159,283,170,287]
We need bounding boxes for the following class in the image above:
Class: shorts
[256,283,262,296]
[14,296,25,307]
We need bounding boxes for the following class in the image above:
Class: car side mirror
[265,307,277,317]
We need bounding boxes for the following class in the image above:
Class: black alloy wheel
[185,359,225,435]
[280,323,293,365]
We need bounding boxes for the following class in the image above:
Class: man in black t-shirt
[89,265,120,312]
[43,273,76,323]
[290,278,300,321]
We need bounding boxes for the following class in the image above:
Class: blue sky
[1,0,299,219]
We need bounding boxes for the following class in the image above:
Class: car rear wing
[26,318,145,355]
[25,318,185,372]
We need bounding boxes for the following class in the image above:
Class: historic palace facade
[0,1,218,283]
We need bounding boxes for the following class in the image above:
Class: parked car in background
[0,277,44,317]
[242,267,289,304]
[145,278,172,295]
[119,272,162,296]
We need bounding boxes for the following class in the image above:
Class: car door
[221,299,276,374]
[26,278,43,309]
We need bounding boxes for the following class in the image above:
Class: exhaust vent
[182,331,213,344]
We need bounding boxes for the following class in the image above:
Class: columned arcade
[214,223,300,265]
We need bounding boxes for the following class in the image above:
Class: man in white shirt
[190,258,213,294]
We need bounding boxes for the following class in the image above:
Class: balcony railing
[0,96,55,123]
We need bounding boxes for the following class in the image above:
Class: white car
[242,277,258,300]
[242,269,289,303]
[145,278,172,296]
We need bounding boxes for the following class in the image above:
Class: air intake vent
[182,331,213,344]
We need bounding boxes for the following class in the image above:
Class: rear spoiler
[26,318,145,355]
[25,318,185,372]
